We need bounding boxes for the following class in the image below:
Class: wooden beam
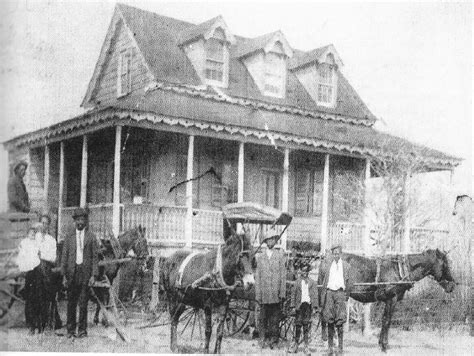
[321,154,330,254]
[112,126,122,237]
[57,141,65,241]
[80,135,88,208]
[402,173,411,253]
[281,148,290,250]
[238,142,244,203]
[363,158,371,255]
[185,135,194,247]
[43,145,50,212]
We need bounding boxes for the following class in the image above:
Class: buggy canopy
[222,202,292,226]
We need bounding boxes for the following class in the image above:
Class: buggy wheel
[279,313,295,340]
[224,298,252,336]
[178,307,205,342]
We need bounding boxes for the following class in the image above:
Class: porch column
[43,145,50,211]
[281,148,290,250]
[238,142,244,203]
[362,158,372,336]
[80,135,88,208]
[321,154,330,254]
[112,126,122,237]
[402,173,411,253]
[57,141,65,241]
[185,135,194,247]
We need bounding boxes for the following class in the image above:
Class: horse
[319,249,456,352]
[159,232,255,353]
[92,226,148,326]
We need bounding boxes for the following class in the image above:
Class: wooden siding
[29,147,45,212]
[91,20,153,106]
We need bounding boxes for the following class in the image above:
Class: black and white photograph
[0,0,471,354]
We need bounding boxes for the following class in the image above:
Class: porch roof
[3,86,461,171]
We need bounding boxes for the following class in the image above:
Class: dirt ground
[1,301,472,355]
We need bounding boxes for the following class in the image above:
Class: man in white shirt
[61,207,99,338]
[319,244,353,354]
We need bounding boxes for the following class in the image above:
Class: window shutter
[295,169,310,216]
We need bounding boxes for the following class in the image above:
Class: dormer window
[205,37,224,82]
[264,44,286,97]
[317,53,337,107]
[117,49,132,97]
[317,64,334,105]
[204,28,228,86]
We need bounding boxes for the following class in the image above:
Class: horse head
[222,232,255,291]
[425,249,456,293]
[119,226,149,273]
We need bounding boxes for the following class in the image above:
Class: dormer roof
[233,30,293,58]
[178,15,236,45]
[289,44,343,70]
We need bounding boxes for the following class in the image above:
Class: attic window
[118,49,132,97]
[317,63,335,106]
[264,51,286,97]
[205,38,224,82]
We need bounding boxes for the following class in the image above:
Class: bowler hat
[330,243,342,251]
[72,207,89,219]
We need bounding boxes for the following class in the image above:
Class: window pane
[205,60,223,81]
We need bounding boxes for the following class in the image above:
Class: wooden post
[112,126,122,238]
[57,141,65,241]
[238,142,244,203]
[80,135,88,208]
[362,158,372,336]
[281,148,289,250]
[402,173,411,253]
[43,145,50,212]
[185,135,194,248]
[321,154,330,253]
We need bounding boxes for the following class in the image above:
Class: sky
[0,0,472,211]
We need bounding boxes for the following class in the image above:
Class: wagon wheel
[348,298,364,325]
[279,311,295,340]
[224,298,252,336]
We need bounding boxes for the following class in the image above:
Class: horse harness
[175,235,250,292]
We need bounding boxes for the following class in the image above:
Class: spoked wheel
[224,298,252,336]
[178,307,205,342]
[279,312,295,341]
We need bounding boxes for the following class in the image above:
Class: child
[288,262,319,355]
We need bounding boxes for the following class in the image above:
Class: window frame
[205,37,227,86]
[317,63,336,107]
[261,168,281,209]
[117,49,132,97]
[263,51,286,98]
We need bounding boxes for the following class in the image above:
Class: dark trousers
[322,289,347,326]
[24,268,41,332]
[261,303,281,343]
[67,264,90,335]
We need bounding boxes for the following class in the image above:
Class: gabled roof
[81,3,376,124]
[233,30,293,58]
[178,15,236,45]
[289,44,343,70]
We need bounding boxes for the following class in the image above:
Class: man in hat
[288,262,319,355]
[255,233,287,349]
[7,160,30,213]
[318,244,353,354]
[60,207,99,338]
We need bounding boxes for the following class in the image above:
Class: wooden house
[3,4,460,255]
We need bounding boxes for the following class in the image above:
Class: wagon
[0,212,38,321]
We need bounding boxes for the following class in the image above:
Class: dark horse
[319,249,455,352]
[92,226,148,325]
[159,233,255,353]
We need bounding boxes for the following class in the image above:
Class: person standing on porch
[7,160,30,213]
[319,244,353,354]
[255,232,286,349]
[61,207,99,338]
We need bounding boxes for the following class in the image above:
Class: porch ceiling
[3,89,461,171]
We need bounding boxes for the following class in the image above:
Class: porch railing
[59,204,116,240]
[328,221,365,253]
[123,204,187,245]
[192,209,223,245]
